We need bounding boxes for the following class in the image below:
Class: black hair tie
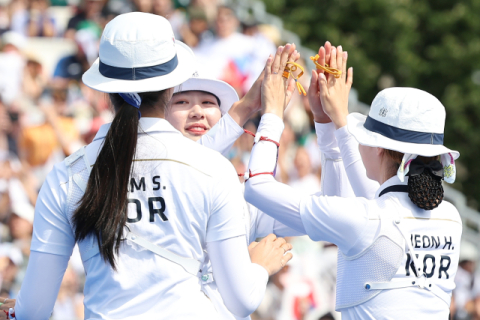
[407,158,444,179]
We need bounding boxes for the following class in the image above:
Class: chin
[186,133,202,142]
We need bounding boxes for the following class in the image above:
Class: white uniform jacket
[244,114,462,320]
[24,118,251,320]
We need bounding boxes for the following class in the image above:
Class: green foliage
[262,0,480,204]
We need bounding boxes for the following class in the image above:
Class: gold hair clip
[310,55,342,78]
[283,62,306,96]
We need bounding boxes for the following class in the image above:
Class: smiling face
[166,91,222,141]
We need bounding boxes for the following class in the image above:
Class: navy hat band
[99,55,178,81]
[364,116,444,145]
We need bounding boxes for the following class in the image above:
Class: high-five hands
[308,41,333,124]
[229,45,300,126]
[316,44,353,129]
[261,41,352,127]
[308,41,353,128]
[261,43,297,120]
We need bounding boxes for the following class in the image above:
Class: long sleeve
[245,114,306,234]
[315,122,355,197]
[197,113,245,156]
[334,126,379,199]
[250,205,305,241]
[207,235,269,317]
[244,115,373,254]
[15,251,70,320]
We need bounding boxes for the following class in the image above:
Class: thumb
[308,69,319,97]
[248,241,259,250]
[318,72,328,99]
[285,78,296,106]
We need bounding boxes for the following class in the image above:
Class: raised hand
[318,45,353,129]
[229,45,300,126]
[261,43,296,119]
[249,234,293,276]
[307,42,333,123]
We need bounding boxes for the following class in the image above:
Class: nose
[189,103,205,119]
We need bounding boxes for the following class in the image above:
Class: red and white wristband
[241,129,279,181]
[3,308,15,319]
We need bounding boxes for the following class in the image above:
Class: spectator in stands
[65,0,105,39]
[0,0,10,34]
[0,100,16,159]
[152,0,185,39]
[289,147,321,195]
[179,6,212,48]
[22,54,46,101]
[454,241,480,320]
[0,32,26,105]
[53,29,97,81]
[190,0,218,27]
[10,0,57,37]
[193,6,258,94]
[133,0,152,13]
[18,84,82,184]
[0,243,22,297]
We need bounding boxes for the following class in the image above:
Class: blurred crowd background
[0,0,479,319]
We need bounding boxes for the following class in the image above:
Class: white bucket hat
[82,12,195,94]
[347,87,459,183]
[173,67,239,115]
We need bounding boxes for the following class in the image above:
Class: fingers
[329,47,337,70]
[285,78,297,106]
[325,41,331,66]
[279,43,293,73]
[283,252,293,264]
[272,46,284,74]
[336,45,343,71]
[346,67,353,90]
[248,241,259,250]
[281,243,293,252]
[263,233,277,242]
[264,54,273,77]
[318,46,326,73]
[292,49,300,63]
[318,73,328,98]
[274,237,286,247]
[341,51,348,81]
[308,69,319,98]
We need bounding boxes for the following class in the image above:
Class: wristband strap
[244,169,274,182]
[244,129,280,147]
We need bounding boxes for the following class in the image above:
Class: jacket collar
[375,175,408,198]
[93,117,181,141]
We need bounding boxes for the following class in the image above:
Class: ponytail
[383,150,444,211]
[72,90,167,270]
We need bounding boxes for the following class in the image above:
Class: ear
[376,147,385,157]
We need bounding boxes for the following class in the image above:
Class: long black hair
[72,90,168,270]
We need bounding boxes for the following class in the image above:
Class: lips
[185,123,208,135]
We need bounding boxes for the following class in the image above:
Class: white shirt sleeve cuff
[334,125,351,141]
[256,113,284,143]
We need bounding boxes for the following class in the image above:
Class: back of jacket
[34,118,246,319]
